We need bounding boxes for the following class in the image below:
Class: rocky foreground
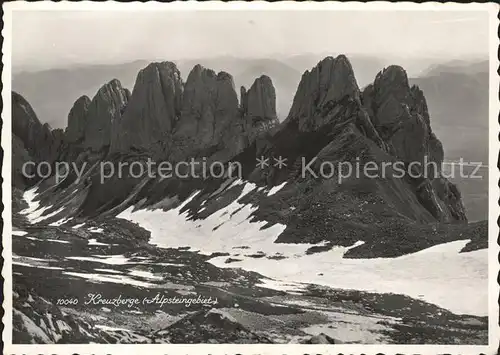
[12,206,487,344]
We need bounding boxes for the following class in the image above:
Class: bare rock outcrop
[12,91,67,188]
[242,56,466,223]
[65,95,91,144]
[363,65,442,170]
[83,79,129,152]
[110,62,183,156]
[104,62,279,162]
[283,55,385,149]
[241,75,277,122]
[362,65,466,221]
[12,134,34,189]
[12,92,61,164]
[172,66,239,160]
[237,76,280,149]
[286,55,361,131]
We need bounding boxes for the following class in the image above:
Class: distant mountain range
[410,61,488,129]
[408,60,488,165]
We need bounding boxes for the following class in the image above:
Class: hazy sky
[12,10,490,70]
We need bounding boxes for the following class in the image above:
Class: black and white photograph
[2,2,498,352]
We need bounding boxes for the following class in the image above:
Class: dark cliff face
[19,61,281,167]
[364,65,437,168]
[102,62,280,162]
[65,95,91,144]
[110,62,183,157]
[233,76,280,157]
[362,65,466,222]
[225,56,466,224]
[12,92,62,188]
[241,75,278,122]
[12,54,468,226]
[12,92,61,164]
[285,55,360,131]
[83,79,129,152]
[170,66,239,161]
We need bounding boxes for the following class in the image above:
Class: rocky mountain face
[171,66,240,161]
[41,61,278,164]
[362,66,466,222]
[11,61,279,190]
[65,95,91,144]
[110,62,183,157]
[238,75,280,149]
[83,79,130,152]
[237,56,466,227]
[12,92,63,188]
[12,55,469,235]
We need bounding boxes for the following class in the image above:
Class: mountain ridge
[12,54,480,261]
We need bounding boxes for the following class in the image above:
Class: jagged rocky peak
[374,65,410,93]
[363,65,441,167]
[286,54,360,130]
[66,95,91,144]
[12,91,61,163]
[172,65,239,158]
[410,84,431,128]
[12,91,64,188]
[373,64,432,126]
[235,75,279,149]
[369,65,429,127]
[181,65,238,116]
[109,61,183,155]
[241,75,277,122]
[215,70,239,112]
[369,65,430,130]
[363,65,466,222]
[124,87,132,101]
[83,79,129,152]
[12,91,45,145]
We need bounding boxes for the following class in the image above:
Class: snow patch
[13,255,63,271]
[119,180,488,316]
[94,268,123,274]
[64,271,158,288]
[88,238,109,246]
[128,269,164,280]
[13,261,64,271]
[46,239,70,244]
[49,217,73,227]
[88,227,104,233]
[95,324,132,332]
[30,206,64,224]
[66,254,130,265]
[267,182,287,196]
